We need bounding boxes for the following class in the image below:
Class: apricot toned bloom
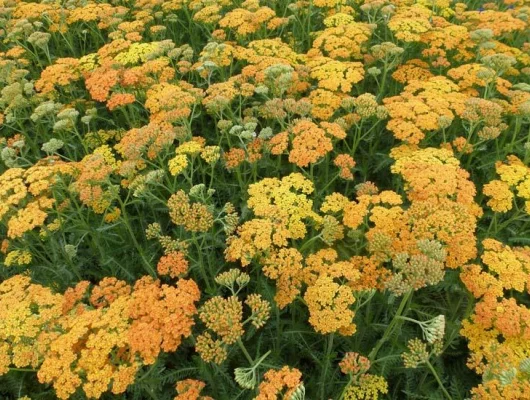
[263,248,304,308]
[334,154,356,180]
[89,277,131,308]
[339,352,371,376]
[157,251,189,278]
[384,77,467,144]
[0,274,200,399]
[70,152,115,214]
[128,277,201,364]
[288,120,335,168]
[35,58,81,94]
[107,92,136,110]
[175,379,213,400]
[255,366,303,400]
[224,148,246,170]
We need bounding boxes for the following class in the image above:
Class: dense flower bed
[1,0,530,398]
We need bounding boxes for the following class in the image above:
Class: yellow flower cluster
[0,160,74,240]
[483,155,530,214]
[304,275,356,335]
[145,82,201,124]
[309,57,365,93]
[388,5,432,43]
[309,22,374,60]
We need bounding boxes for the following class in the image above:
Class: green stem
[299,233,322,253]
[338,376,353,400]
[426,360,452,400]
[9,368,36,372]
[368,290,412,361]
[253,350,272,368]
[117,197,155,276]
[237,338,254,365]
[319,333,335,400]
[396,316,423,325]
[192,234,212,291]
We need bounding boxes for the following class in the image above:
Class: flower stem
[237,338,254,365]
[319,333,334,400]
[338,376,353,400]
[426,360,452,400]
[369,290,412,361]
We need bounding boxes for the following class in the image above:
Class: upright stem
[338,376,353,400]
[368,290,412,361]
[426,360,452,400]
[319,333,335,400]
[117,197,155,276]
[237,338,254,365]
[192,234,212,291]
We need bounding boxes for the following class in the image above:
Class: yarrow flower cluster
[0,275,200,399]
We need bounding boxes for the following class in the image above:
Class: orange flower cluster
[255,366,304,400]
[334,154,356,180]
[115,123,176,179]
[34,58,82,95]
[174,379,213,400]
[70,149,117,214]
[460,239,530,398]
[157,251,189,278]
[384,77,468,144]
[269,120,346,167]
[386,146,481,268]
[0,274,200,399]
[459,9,527,37]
